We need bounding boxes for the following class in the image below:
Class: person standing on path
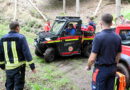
[0,21,36,90]
[86,14,122,90]
[119,15,126,24]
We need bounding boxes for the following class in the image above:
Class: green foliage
[28,20,37,28]
[126,0,130,3]
[34,23,42,29]
[31,83,41,90]
[26,63,77,90]
[21,20,42,33]
[123,11,130,20]
[29,83,52,90]
[0,24,8,37]
[22,26,31,32]
[30,9,42,19]
[59,12,67,16]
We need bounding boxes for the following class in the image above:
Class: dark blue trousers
[5,65,26,90]
[92,65,117,90]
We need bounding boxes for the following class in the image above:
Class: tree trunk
[116,0,121,17]
[76,0,80,16]
[13,0,18,21]
[93,0,103,17]
[63,0,66,13]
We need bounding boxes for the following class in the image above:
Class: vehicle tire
[117,63,130,87]
[44,48,55,62]
[35,49,43,56]
[82,45,92,58]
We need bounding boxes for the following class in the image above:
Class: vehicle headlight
[45,38,51,41]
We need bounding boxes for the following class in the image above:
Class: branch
[93,0,103,17]
[27,0,48,21]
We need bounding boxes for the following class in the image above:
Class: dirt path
[53,56,93,90]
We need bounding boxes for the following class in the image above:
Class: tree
[116,0,121,17]
[63,0,66,13]
[76,0,80,16]
[13,0,18,21]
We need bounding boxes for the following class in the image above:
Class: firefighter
[119,15,126,24]
[86,16,96,32]
[43,20,51,32]
[0,21,36,90]
[86,14,122,90]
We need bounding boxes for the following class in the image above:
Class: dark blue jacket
[92,29,122,65]
[0,31,35,70]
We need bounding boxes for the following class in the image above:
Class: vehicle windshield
[50,21,65,35]
[120,30,130,46]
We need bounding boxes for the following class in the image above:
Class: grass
[0,23,78,90]
[0,24,8,37]
[25,62,75,90]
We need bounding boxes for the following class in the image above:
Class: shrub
[127,0,130,2]
[22,26,31,32]
[30,9,42,19]
[123,0,130,3]
[28,20,36,27]
[21,20,42,33]
[122,10,130,20]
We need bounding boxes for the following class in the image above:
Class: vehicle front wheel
[44,48,55,62]
[117,63,130,87]
[35,49,43,56]
[82,45,92,58]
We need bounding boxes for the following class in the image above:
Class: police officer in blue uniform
[86,14,122,90]
[0,21,36,90]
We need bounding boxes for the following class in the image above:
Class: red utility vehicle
[115,24,130,87]
[35,17,94,62]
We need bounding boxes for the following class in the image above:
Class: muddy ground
[52,56,93,90]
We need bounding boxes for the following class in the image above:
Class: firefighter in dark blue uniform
[86,14,122,90]
[0,21,36,90]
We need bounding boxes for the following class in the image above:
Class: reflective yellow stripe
[6,61,26,70]
[11,41,19,64]
[65,39,79,42]
[0,61,5,65]
[3,42,10,65]
[3,41,23,70]
[6,60,34,70]
[26,60,34,65]
[83,38,93,40]
[47,40,61,43]
[114,77,118,90]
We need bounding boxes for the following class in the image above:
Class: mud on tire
[35,49,43,56]
[82,45,92,58]
[44,48,55,62]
